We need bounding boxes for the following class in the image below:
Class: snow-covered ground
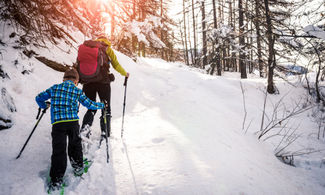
[1,36,325,194]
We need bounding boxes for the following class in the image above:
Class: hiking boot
[81,125,92,154]
[47,178,64,193]
[73,166,84,177]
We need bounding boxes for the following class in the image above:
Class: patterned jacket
[36,80,104,124]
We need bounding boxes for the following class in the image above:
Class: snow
[304,25,325,40]
[127,17,166,49]
[1,35,325,194]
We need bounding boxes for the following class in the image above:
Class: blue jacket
[36,80,104,124]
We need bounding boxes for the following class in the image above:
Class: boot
[47,177,64,193]
[70,158,84,176]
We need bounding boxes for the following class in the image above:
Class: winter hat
[63,68,79,81]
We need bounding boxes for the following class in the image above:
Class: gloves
[45,101,51,108]
[103,100,109,109]
[109,73,115,82]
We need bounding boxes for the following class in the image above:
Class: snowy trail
[1,50,325,195]
[74,55,324,194]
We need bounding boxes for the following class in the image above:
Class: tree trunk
[183,0,189,65]
[212,0,217,28]
[233,0,238,72]
[229,0,234,71]
[212,0,221,75]
[219,0,225,71]
[131,0,137,54]
[246,0,253,73]
[187,10,194,65]
[201,0,207,68]
[239,0,247,79]
[264,0,276,93]
[160,0,165,60]
[191,0,197,65]
[139,2,146,57]
[254,0,263,77]
[311,42,324,103]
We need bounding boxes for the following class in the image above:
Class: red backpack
[76,40,110,84]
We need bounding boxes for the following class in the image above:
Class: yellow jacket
[96,38,127,76]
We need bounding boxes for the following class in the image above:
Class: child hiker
[35,68,104,191]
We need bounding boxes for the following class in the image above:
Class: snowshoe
[83,158,93,174]
[47,179,65,195]
[73,158,93,177]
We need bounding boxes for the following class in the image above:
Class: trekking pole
[16,102,50,159]
[101,101,110,163]
[121,76,128,138]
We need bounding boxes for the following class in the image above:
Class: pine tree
[201,0,208,68]
[239,0,247,79]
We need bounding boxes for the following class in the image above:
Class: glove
[109,73,115,82]
[45,101,51,108]
[103,100,109,108]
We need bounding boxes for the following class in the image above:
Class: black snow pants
[81,82,111,136]
[50,121,83,182]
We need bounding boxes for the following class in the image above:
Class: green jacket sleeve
[96,38,127,76]
[106,47,127,76]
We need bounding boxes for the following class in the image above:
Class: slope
[0,45,325,195]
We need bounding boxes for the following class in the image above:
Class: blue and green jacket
[35,80,104,124]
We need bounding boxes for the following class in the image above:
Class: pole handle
[42,101,51,113]
[37,101,50,118]
[124,76,128,86]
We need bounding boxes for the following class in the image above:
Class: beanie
[63,68,79,81]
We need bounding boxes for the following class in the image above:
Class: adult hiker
[35,68,104,192]
[76,35,129,138]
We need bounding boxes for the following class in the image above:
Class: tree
[239,0,247,79]
[183,0,189,65]
[0,0,91,46]
[212,0,222,75]
[209,0,221,76]
[201,0,208,67]
[191,0,198,65]
[0,0,176,59]
[264,0,276,93]
[254,0,263,77]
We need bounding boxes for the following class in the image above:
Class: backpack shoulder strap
[98,42,111,63]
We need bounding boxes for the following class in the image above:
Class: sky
[168,1,182,18]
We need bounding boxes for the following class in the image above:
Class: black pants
[50,121,83,182]
[82,82,111,134]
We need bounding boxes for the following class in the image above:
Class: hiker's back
[76,40,110,84]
